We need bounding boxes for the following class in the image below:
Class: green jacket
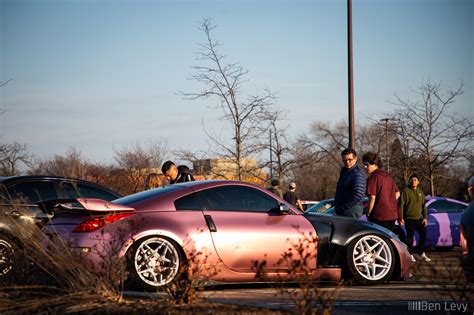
[399,187,427,220]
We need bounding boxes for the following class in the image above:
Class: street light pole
[269,129,273,179]
[348,0,355,149]
[380,118,391,173]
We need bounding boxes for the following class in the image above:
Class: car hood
[304,212,399,247]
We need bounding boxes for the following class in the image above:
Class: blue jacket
[334,164,366,214]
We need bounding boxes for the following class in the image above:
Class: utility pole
[380,118,391,173]
[269,129,273,179]
[348,0,355,149]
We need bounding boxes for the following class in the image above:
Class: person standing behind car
[268,178,283,198]
[399,174,431,262]
[334,148,366,219]
[362,152,400,231]
[144,173,162,190]
[161,160,195,184]
[283,182,303,211]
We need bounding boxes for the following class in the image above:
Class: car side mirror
[279,203,291,214]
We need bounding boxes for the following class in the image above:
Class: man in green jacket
[399,173,431,262]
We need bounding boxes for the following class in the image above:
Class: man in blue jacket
[334,148,366,219]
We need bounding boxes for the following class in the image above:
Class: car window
[175,193,203,210]
[428,200,466,213]
[7,181,58,204]
[114,185,184,206]
[202,186,279,212]
[60,181,118,201]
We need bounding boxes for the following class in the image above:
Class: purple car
[306,196,468,248]
[41,180,411,290]
[424,197,468,248]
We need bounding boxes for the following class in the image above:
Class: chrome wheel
[133,237,180,287]
[350,235,393,282]
[0,238,14,276]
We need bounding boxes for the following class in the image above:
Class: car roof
[0,175,122,197]
[0,175,84,184]
[115,179,301,213]
[425,196,468,206]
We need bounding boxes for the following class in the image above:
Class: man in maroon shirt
[362,152,400,232]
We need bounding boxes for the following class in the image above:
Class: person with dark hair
[161,160,195,184]
[334,148,366,219]
[362,152,400,232]
[283,182,303,211]
[399,174,431,262]
[268,178,283,198]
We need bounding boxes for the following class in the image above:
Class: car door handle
[204,215,217,232]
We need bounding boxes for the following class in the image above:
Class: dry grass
[0,209,281,314]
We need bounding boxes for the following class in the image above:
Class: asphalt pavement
[125,249,473,314]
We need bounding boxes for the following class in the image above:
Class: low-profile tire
[346,234,395,285]
[0,233,24,284]
[127,236,183,291]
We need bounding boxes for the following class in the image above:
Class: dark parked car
[0,175,122,281]
[41,180,411,290]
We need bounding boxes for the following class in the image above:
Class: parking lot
[191,249,473,314]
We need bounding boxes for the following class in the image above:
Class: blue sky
[1,0,472,164]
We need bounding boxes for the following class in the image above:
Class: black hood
[304,212,398,247]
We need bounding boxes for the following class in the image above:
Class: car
[41,180,411,290]
[305,198,335,214]
[305,196,468,248]
[0,175,123,282]
[300,200,320,211]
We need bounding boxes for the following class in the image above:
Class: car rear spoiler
[38,198,135,216]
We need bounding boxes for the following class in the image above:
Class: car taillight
[73,213,134,233]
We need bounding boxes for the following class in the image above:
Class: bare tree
[29,147,87,178]
[180,19,275,181]
[293,121,348,200]
[390,80,473,196]
[113,140,168,193]
[0,79,12,88]
[0,142,32,176]
[254,108,294,184]
[0,78,13,115]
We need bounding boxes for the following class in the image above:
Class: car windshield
[113,185,184,206]
[305,199,335,213]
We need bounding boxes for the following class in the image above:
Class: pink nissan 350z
[40,180,412,291]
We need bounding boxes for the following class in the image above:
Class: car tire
[127,236,184,291]
[346,234,395,285]
[0,233,24,284]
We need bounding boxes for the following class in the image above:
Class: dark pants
[368,218,406,241]
[405,218,427,254]
[369,217,396,232]
[338,204,364,219]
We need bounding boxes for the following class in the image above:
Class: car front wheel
[128,236,183,291]
[346,234,395,284]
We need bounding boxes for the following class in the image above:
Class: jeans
[341,204,364,219]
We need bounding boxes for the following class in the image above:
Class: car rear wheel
[128,236,183,291]
[346,234,395,284]
[0,233,23,283]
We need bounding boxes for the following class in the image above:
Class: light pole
[348,0,355,149]
[380,118,391,173]
[269,129,273,179]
